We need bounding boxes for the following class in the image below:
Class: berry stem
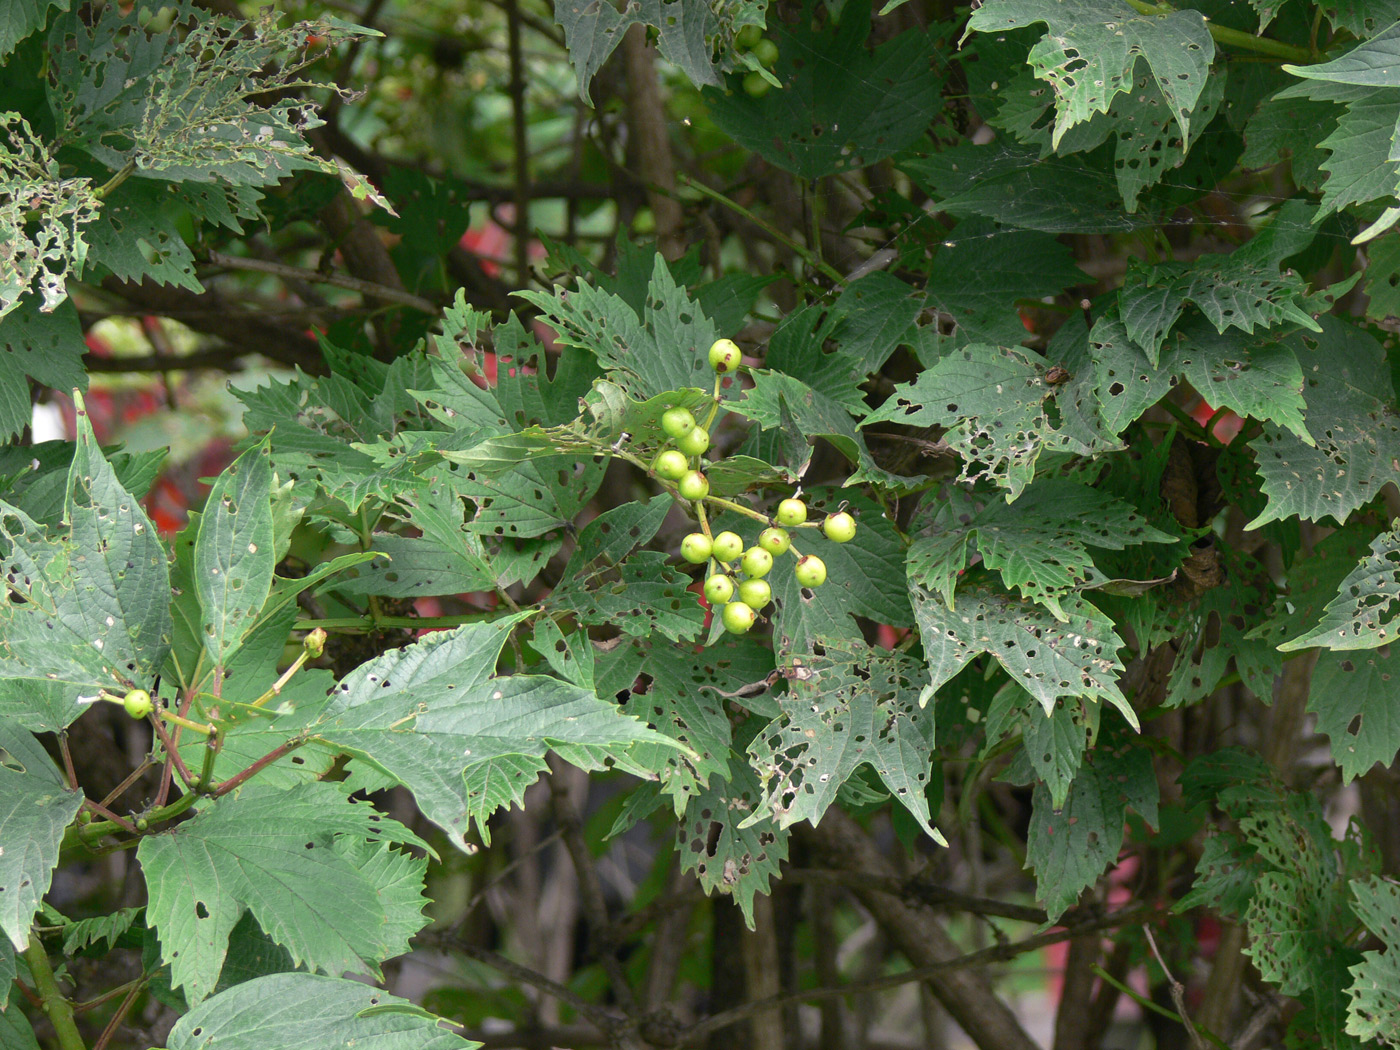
[703,377,723,430]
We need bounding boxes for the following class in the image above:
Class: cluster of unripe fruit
[655,338,857,635]
[734,23,779,98]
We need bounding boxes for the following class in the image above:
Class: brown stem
[150,716,197,792]
[1053,932,1101,1050]
[213,738,307,796]
[547,766,638,1015]
[205,251,438,313]
[506,0,531,287]
[799,809,1043,1050]
[623,27,684,261]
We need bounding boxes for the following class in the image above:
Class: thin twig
[505,0,531,288]
[682,904,1152,1043]
[1144,925,1209,1050]
[205,250,439,313]
[784,868,1049,925]
[547,768,639,1014]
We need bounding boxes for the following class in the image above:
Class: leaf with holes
[547,551,705,643]
[165,972,480,1050]
[0,394,170,713]
[902,140,1144,234]
[83,179,202,292]
[680,758,789,931]
[0,113,100,321]
[450,454,606,540]
[1025,731,1157,921]
[1346,877,1400,1045]
[47,4,371,186]
[1247,318,1400,529]
[194,440,275,666]
[0,299,88,440]
[923,223,1088,346]
[1281,524,1400,651]
[909,479,1175,621]
[748,489,913,654]
[1118,200,1322,363]
[266,614,683,852]
[863,343,1114,500]
[745,639,944,844]
[0,719,84,950]
[517,254,724,403]
[137,781,430,1005]
[909,574,1136,728]
[616,636,774,810]
[965,0,1213,148]
[1310,647,1400,783]
[742,371,900,487]
[704,0,944,180]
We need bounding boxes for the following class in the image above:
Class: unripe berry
[677,470,710,501]
[655,449,689,480]
[712,531,744,562]
[794,554,827,587]
[681,533,713,564]
[708,338,742,374]
[661,407,696,439]
[704,574,736,604]
[758,527,790,555]
[822,511,857,543]
[735,24,762,50]
[722,601,757,634]
[742,71,771,98]
[676,425,710,457]
[303,627,327,658]
[775,498,807,526]
[752,38,779,68]
[123,689,154,719]
[738,578,772,609]
[741,546,773,578]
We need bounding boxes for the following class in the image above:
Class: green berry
[738,578,772,609]
[752,38,779,68]
[677,470,710,501]
[735,24,762,50]
[794,554,827,588]
[822,511,857,543]
[708,338,742,374]
[681,532,713,564]
[704,574,736,604]
[722,601,757,634]
[775,498,807,527]
[655,449,689,480]
[741,546,773,578]
[661,407,696,439]
[712,531,744,562]
[758,527,790,555]
[123,689,154,719]
[742,71,771,98]
[676,425,710,457]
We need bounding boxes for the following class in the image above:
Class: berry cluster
[655,337,858,635]
[734,24,779,97]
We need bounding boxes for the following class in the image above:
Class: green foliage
[10,0,1400,1046]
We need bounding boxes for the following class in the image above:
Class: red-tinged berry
[661,407,696,439]
[795,555,827,587]
[681,533,713,564]
[676,425,710,457]
[775,498,807,526]
[712,531,744,562]
[704,574,736,604]
[822,511,857,543]
[708,338,742,373]
[123,689,154,719]
[678,470,710,501]
[758,527,790,555]
[722,601,757,633]
[741,547,773,578]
